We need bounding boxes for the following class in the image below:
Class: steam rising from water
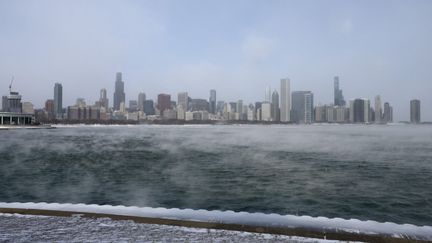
[1,125,431,226]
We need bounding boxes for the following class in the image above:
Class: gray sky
[1,0,431,121]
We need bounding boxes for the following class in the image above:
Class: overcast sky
[1,0,431,121]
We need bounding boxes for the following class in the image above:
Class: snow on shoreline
[0,202,431,240]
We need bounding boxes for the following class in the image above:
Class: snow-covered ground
[0,213,350,243]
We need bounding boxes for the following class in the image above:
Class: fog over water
[0,125,431,226]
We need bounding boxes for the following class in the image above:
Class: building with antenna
[0,78,34,125]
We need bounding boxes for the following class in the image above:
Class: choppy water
[0,124,431,226]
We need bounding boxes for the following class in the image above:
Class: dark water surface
[1,125,431,226]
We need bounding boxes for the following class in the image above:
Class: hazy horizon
[1,0,432,121]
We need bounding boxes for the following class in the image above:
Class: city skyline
[1,1,432,121]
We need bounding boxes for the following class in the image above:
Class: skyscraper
[334,76,345,106]
[209,89,216,114]
[374,95,382,123]
[291,91,314,124]
[351,98,370,123]
[157,94,171,113]
[99,88,109,110]
[113,72,125,111]
[54,83,63,118]
[178,92,189,111]
[410,99,421,124]
[265,86,271,103]
[271,90,279,122]
[383,102,393,123]
[280,78,291,122]
[138,92,146,111]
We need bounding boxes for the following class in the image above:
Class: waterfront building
[113,72,125,111]
[261,102,272,121]
[236,100,243,120]
[54,83,63,118]
[254,102,262,121]
[374,95,382,123]
[216,101,224,114]
[247,104,255,121]
[99,89,109,110]
[314,105,328,122]
[157,94,171,114]
[265,86,271,103]
[191,99,209,112]
[410,99,421,123]
[383,102,393,123]
[351,99,370,123]
[178,92,188,111]
[0,86,33,125]
[209,89,216,114]
[271,90,280,122]
[334,76,346,106]
[22,102,34,114]
[143,100,155,115]
[291,91,314,124]
[138,92,146,112]
[280,78,291,122]
[177,105,186,120]
[129,100,138,112]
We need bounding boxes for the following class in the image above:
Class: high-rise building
[291,91,314,124]
[334,76,346,106]
[54,83,63,118]
[209,89,216,114]
[383,102,393,123]
[143,100,155,115]
[265,86,271,103]
[129,100,138,112]
[410,99,421,124]
[261,102,272,121]
[1,96,8,112]
[113,72,125,111]
[280,78,291,122]
[236,100,243,119]
[138,92,146,112]
[45,99,54,119]
[157,94,171,113]
[178,92,189,111]
[271,90,280,122]
[351,98,370,123]
[374,95,382,123]
[99,88,109,110]
[191,99,209,112]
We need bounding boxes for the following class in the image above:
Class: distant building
[383,102,393,123]
[216,100,224,114]
[236,100,243,120]
[261,102,272,121]
[254,102,262,121]
[314,105,328,122]
[334,76,345,106]
[143,100,155,115]
[291,91,314,124]
[157,94,171,114]
[209,89,216,114]
[54,83,63,118]
[374,95,382,123]
[129,100,138,112]
[99,88,109,110]
[410,99,421,124]
[350,99,370,123]
[138,92,146,112]
[280,78,291,122]
[265,86,271,103]
[191,99,209,112]
[22,102,34,114]
[271,90,280,122]
[0,86,33,125]
[178,92,189,112]
[113,72,125,111]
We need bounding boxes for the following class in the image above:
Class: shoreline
[0,204,429,243]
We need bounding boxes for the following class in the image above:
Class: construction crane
[9,76,14,93]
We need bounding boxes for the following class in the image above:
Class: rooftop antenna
[9,76,14,93]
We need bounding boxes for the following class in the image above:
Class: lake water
[0,124,431,226]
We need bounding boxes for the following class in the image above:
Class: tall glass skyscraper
[334,76,345,106]
[113,72,125,111]
[410,99,421,124]
[54,83,63,118]
[280,78,291,122]
[209,89,216,114]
